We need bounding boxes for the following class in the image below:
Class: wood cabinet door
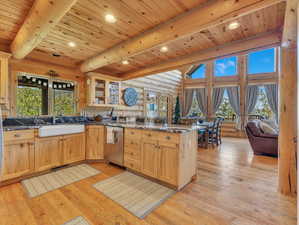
[0,57,9,107]
[141,140,158,178]
[86,126,104,160]
[1,141,34,181]
[35,136,62,172]
[157,142,178,186]
[62,133,86,164]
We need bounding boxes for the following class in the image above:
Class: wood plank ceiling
[37,0,208,63]
[0,0,286,77]
[0,0,35,43]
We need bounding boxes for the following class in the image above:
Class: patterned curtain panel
[245,85,259,126]
[264,84,278,123]
[212,87,225,114]
[182,89,194,116]
[194,88,207,116]
[226,86,241,129]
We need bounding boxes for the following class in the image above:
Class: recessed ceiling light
[160,46,168,53]
[228,21,240,30]
[68,41,76,47]
[122,60,129,65]
[105,14,117,23]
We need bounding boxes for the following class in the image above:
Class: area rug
[93,171,176,219]
[22,164,101,198]
[62,216,90,225]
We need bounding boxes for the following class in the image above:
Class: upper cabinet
[0,51,11,109]
[86,73,121,107]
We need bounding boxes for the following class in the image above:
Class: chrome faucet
[52,115,56,124]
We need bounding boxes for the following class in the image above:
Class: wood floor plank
[0,138,296,225]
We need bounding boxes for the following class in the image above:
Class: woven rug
[22,164,101,198]
[63,216,90,225]
[93,171,176,219]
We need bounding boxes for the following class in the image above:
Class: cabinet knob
[166,136,171,140]
[148,134,151,137]
[14,134,21,137]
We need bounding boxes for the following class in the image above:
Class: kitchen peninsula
[1,117,198,190]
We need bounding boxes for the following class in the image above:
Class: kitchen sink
[38,124,85,137]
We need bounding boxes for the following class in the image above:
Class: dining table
[194,121,214,148]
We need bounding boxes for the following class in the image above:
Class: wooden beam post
[10,0,78,59]
[239,55,247,130]
[278,0,297,195]
[80,0,284,72]
[206,62,213,120]
[121,31,281,80]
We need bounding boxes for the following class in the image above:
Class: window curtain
[182,89,194,116]
[245,85,259,125]
[226,86,241,129]
[212,87,225,114]
[194,88,207,116]
[264,84,278,123]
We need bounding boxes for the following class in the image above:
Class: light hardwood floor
[0,138,296,225]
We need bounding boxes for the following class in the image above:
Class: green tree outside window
[17,86,42,116]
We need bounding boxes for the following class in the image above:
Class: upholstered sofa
[245,120,278,157]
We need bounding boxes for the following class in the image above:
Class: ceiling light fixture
[122,60,129,65]
[160,46,168,53]
[105,14,117,23]
[68,41,76,47]
[228,21,240,30]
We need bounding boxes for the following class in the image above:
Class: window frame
[213,56,238,77]
[214,88,236,121]
[186,64,206,80]
[246,47,277,76]
[16,72,78,117]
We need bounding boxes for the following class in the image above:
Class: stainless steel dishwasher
[105,126,124,166]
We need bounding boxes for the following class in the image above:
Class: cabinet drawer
[4,130,35,142]
[125,129,141,140]
[142,131,180,143]
[124,157,140,171]
[124,138,140,149]
[142,131,156,140]
[124,147,140,160]
[157,132,180,143]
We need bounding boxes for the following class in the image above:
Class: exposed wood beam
[80,0,285,72]
[10,0,78,59]
[10,58,84,81]
[121,31,281,80]
[278,0,297,196]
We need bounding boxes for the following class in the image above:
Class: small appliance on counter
[94,114,103,122]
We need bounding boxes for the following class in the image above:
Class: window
[16,73,76,116]
[247,48,275,74]
[252,87,273,119]
[53,81,75,116]
[158,95,168,119]
[17,76,48,116]
[216,89,235,120]
[187,92,203,117]
[214,56,237,77]
[188,64,206,79]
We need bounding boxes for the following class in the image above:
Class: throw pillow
[259,121,278,135]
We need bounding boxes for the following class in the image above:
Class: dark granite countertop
[3,121,201,133]
[86,121,200,133]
